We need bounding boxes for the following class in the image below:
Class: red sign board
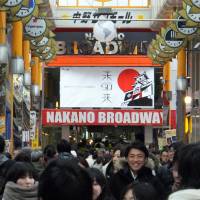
[42,109,163,126]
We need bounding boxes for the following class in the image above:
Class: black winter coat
[109,165,165,200]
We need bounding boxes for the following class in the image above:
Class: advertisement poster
[60,67,154,108]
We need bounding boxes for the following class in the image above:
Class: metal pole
[38,17,186,22]
[177,48,186,142]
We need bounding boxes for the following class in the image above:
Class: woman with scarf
[2,161,38,200]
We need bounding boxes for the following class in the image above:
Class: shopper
[168,143,200,200]
[102,145,124,181]
[57,139,75,161]
[0,136,8,166]
[2,162,38,200]
[87,168,115,200]
[120,182,159,200]
[43,144,57,167]
[109,141,165,200]
[38,159,93,200]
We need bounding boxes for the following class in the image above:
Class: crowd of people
[0,135,199,200]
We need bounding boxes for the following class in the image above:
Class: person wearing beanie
[109,141,165,200]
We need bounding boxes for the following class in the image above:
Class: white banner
[30,111,37,139]
[22,131,30,142]
[60,67,154,108]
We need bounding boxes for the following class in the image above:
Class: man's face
[127,148,146,173]
[161,151,169,163]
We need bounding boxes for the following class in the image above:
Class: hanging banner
[0,116,5,135]
[5,107,11,140]
[30,111,37,139]
[42,109,163,126]
[31,127,39,149]
[60,67,154,108]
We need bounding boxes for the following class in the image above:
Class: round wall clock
[15,0,36,18]
[4,0,23,7]
[163,28,185,48]
[25,16,47,38]
[186,4,200,22]
[176,16,197,35]
[31,37,49,47]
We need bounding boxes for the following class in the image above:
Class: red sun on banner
[117,69,139,92]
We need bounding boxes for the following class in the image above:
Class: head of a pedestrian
[125,142,148,174]
[5,162,37,188]
[0,136,5,154]
[112,145,123,164]
[87,168,106,200]
[160,149,169,165]
[178,143,200,189]
[168,146,175,162]
[57,139,71,153]
[38,159,93,200]
[43,144,57,166]
[121,182,158,200]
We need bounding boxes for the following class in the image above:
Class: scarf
[2,181,38,200]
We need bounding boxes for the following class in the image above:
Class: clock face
[36,46,51,54]
[191,0,200,8]
[45,53,53,60]
[31,37,49,47]
[165,29,183,48]
[186,5,200,22]
[4,0,23,7]
[176,16,197,35]
[25,16,46,37]
[159,43,166,51]
[16,0,35,18]
[42,47,51,54]
[159,43,174,53]
[40,52,54,60]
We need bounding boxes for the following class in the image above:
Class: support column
[144,126,153,145]
[22,40,31,146]
[31,57,40,96]
[177,48,186,142]
[0,11,7,135]
[170,59,177,129]
[61,126,70,141]
[163,62,171,127]
[11,20,24,73]
[163,62,171,96]
[130,131,135,142]
[0,11,6,45]
[10,20,23,154]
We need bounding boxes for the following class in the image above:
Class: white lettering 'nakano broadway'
[46,111,96,124]
[43,109,163,126]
